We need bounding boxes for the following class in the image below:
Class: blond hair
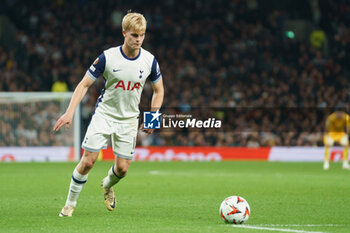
[122,12,147,33]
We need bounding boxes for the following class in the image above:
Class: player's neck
[122,44,140,59]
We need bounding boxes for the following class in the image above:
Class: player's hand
[139,123,154,134]
[53,113,73,132]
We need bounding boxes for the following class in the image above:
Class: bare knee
[116,165,129,177]
[83,158,96,170]
[77,151,99,174]
[114,157,131,177]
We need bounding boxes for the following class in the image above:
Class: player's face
[123,30,145,50]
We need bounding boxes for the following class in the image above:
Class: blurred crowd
[1,0,350,147]
[0,100,73,146]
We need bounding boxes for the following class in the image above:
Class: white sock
[65,168,88,207]
[102,165,123,189]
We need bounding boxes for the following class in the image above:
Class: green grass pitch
[0,161,349,233]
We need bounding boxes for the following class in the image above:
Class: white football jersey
[86,46,162,122]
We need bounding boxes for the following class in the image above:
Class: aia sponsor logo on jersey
[115,80,141,91]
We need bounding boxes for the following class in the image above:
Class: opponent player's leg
[340,135,350,169]
[323,134,333,170]
[59,150,100,217]
[102,157,131,210]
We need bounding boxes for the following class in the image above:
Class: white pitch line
[257,224,343,227]
[148,171,236,176]
[149,170,161,175]
[232,225,327,233]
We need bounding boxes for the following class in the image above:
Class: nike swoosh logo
[113,69,121,72]
[110,198,116,208]
[59,212,68,217]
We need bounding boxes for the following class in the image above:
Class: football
[219,196,250,224]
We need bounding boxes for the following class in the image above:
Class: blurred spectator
[0,100,73,146]
[310,28,326,49]
[52,77,68,92]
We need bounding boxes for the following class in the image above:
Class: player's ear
[122,30,126,37]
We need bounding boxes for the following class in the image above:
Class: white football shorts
[81,112,138,159]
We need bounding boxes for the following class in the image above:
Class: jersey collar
[120,46,141,61]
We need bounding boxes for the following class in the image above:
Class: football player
[53,11,164,216]
[323,108,350,170]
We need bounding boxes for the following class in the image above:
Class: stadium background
[0,0,349,157]
[1,1,350,233]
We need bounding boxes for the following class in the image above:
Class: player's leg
[324,145,330,169]
[343,146,349,169]
[101,120,137,211]
[59,113,110,217]
[102,157,131,188]
[59,150,100,217]
[340,135,349,169]
[102,157,131,210]
[323,134,333,170]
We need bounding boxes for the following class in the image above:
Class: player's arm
[149,58,163,112]
[150,78,164,112]
[53,53,105,132]
[53,75,94,132]
[141,58,164,134]
[142,79,164,134]
[324,115,330,134]
[346,114,350,134]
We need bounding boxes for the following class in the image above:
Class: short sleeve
[86,53,106,81]
[149,57,162,83]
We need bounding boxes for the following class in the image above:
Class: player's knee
[340,139,348,147]
[324,141,333,147]
[116,166,128,177]
[83,158,96,170]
